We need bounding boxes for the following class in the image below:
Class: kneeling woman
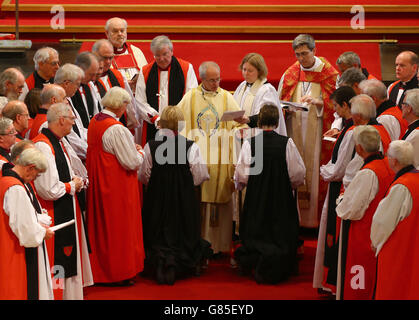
[140,106,212,285]
[234,104,306,284]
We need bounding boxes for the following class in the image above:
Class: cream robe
[278,57,325,228]
[177,85,246,253]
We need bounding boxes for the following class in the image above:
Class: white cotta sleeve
[134,70,160,123]
[286,138,306,189]
[331,112,343,131]
[234,139,251,190]
[139,143,152,185]
[188,142,209,186]
[34,141,75,200]
[336,168,379,221]
[102,124,143,171]
[320,130,355,182]
[4,186,46,247]
[377,114,400,142]
[65,129,87,161]
[62,138,88,181]
[370,184,413,256]
[254,85,287,136]
[186,64,198,92]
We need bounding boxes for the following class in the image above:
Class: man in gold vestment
[177,61,247,255]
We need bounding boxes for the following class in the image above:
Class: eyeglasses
[47,61,60,66]
[19,113,30,118]
[62,116,77,121]
[154,51,172,59]
[205,78,221,84]
[101,55,114,61]
[401,102,410,108]
[1,129,17,136]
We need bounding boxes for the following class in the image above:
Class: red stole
[343,157,393,300]
[376,170,419,300]
[0,177,27,299]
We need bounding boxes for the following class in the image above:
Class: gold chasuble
[178,84,246,252]
[280,57,338,228]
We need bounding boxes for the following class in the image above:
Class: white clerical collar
[102,108,119,120]
[201,85,220,96]
[301,56,322,72]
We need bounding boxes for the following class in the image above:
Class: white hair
[0,117,13,134]
[15,147,48,172]
[105,17,128,32]
[350,94,377,119]
[47,102,72,123]
[101,87,131,110]
[0,68,23,95]
[353,125,381,153]
[387,140,414,167]
[359,79,388,101]
[404,88,419,116]
[198,61,220,80]
[33,47,58,70]
[54,63,84,84]
[150,35,173,55]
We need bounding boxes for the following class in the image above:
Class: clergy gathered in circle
[0,26,419,300]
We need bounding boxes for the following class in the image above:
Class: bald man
[105,17,147,91]
[387,51,418,108]
[0,68,25,111]
[2,100,30,140]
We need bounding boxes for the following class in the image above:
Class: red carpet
[83,236,321,300]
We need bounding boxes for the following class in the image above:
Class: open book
[220,110,245,121]
[280,100,309,112]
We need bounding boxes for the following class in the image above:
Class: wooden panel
[0,24,418,34]
[2,0,419,12]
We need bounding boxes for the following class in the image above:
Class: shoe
[156,263,165,285]
[194,265,201,277]
[165,266,176,285]
[95,279,134,287]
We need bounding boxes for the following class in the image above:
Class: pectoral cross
[201,114,214,135]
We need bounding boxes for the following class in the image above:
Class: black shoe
[165,266,176,285]
[156,264,165,285]
[194,265,201,277]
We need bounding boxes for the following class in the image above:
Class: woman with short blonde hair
[159,105,184,132]
[233,53,286,136]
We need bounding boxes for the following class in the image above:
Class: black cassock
[235,131,300,284]
[141,134,212,282]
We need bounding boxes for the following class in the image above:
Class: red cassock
[375,170,419,300]
[86,114,144,283]
[343,157,393,300]
[0,177,27,300]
